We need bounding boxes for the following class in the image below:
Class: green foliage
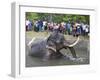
[26,12,89,24]
[26,12,38,21]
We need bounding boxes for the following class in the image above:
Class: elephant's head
[46,30,79,51]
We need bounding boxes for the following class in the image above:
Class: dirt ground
[25,31,89,67]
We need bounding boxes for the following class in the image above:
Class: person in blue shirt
[38,20,43,32]
[67,21,71,35]
[28,20,33,31]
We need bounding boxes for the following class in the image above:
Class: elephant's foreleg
[68,47,77,58]
[55,51,64,58]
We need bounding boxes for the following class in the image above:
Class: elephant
[27,30,79,61]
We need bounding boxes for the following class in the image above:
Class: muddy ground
[25,31,89,67]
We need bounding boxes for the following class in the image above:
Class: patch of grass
[26,31,49,38]
[26,31,89,41]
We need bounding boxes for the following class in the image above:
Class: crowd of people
[26,19,90,37]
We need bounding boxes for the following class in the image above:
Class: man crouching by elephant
[27,30,79,61]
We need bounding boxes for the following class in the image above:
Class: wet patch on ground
[25,36,89,67]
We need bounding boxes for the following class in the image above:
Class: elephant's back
[29,40,47,57]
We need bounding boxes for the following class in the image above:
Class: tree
[26,12,90,24]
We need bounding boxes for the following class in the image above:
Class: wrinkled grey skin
[47,31,77,58]
[28,30,77,61]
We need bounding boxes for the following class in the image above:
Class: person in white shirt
[53,23,59,32]
[85,25,89,35]
[82,23,86,36]
[42,21,47,31]
[26,19,30,31]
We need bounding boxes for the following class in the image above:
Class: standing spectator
[34,20,39,32]
[47,22,54,32]
[70,26,72,35]
[76,26,80,37]
[59,22,66,34]
[80,22,84,35]
[72,22,77,37]
[47,23,50,31]
[59,24,63,33]
[38,20,43,32]
[53,23,59,32]
[85,25,89,36]
[25,19,30,31]
[28,20,33,31]
[67,21,71,35]
[82,23,86,36]
[76,22,81,36]
[43,21,47,31]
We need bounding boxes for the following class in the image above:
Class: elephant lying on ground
[28,31,79,61]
